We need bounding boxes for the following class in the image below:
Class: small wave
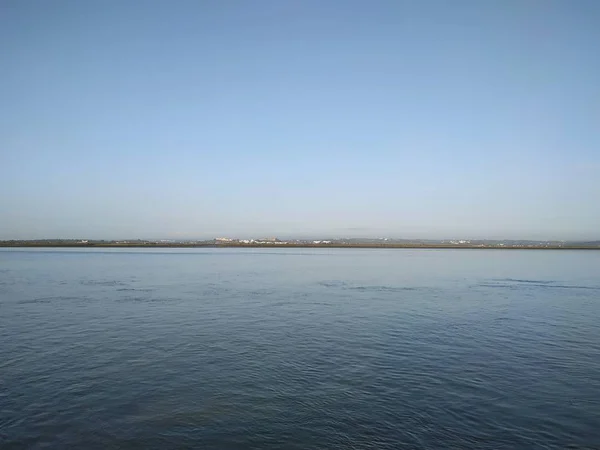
[478,283,521,289]
[81,280,128,287]
[347,285,418,292]
[247,289,275,297]
[19,296,81,304]
[500,278,555,284]
[551,285,600,291]
[116,296,176,303]
[116,288,154,292]
[268,300,290,307]
[115,296,147,303]
[318,281,348,288]
[478,281,599,290]
[319,281,419,292]
[493,316,513,322]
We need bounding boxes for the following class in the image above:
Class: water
[1,248,599,449]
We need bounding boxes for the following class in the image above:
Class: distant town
[1,237,600,249]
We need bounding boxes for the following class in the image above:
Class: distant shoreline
[1,243,599,250]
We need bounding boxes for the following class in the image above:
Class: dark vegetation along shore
[2,239,600,250]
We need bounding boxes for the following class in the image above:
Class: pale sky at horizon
[1,0,599,240]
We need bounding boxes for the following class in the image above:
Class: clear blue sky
[1,0,599,240]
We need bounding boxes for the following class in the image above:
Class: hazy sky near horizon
[1,0,599,240]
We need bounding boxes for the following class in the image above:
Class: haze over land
[1,1,599,241]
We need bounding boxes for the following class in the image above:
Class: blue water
[1,248,599,449]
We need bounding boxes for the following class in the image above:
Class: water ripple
[1,249,599,449]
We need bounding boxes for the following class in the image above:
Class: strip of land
[1,240,599,250]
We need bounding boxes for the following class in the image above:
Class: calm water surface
[1,248,599,449]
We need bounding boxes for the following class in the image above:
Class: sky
[1,0,599,240]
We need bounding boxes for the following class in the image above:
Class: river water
[1,248,599,449]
